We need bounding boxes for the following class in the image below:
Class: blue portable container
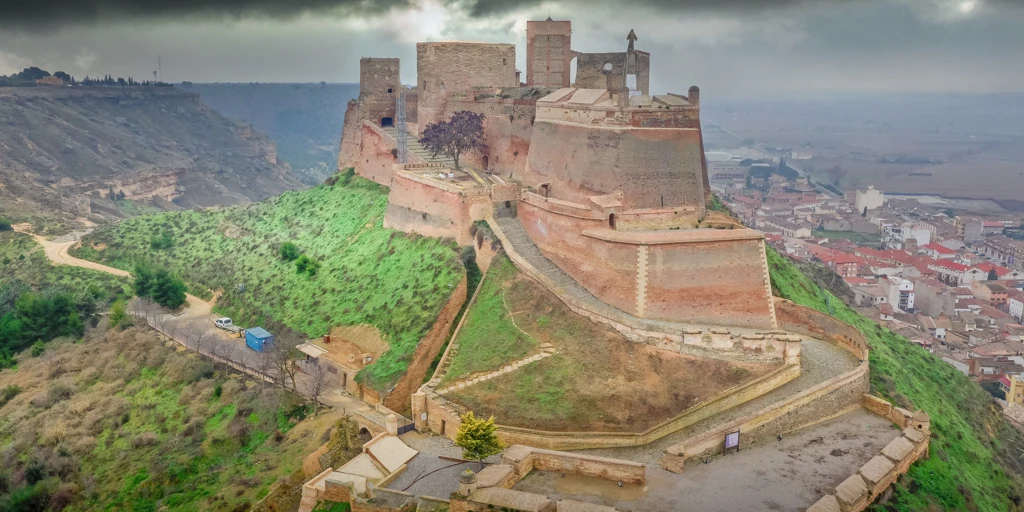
[245,327,274,352]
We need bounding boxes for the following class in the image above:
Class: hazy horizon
[2,0,1024,100]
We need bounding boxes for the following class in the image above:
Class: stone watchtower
[526,18,572,88]
[360,58,401,96]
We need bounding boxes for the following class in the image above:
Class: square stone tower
[360,58,401,95]
[526,18,572,88]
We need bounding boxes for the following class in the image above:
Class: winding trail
[12,223,212,315]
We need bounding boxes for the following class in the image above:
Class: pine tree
[455,412,504,468]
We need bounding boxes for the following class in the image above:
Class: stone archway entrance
[482,155,489,169]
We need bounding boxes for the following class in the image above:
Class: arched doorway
[482,155,489,170]
[540,183,550,198]
[381,117,394,127]
[609,213,616,229]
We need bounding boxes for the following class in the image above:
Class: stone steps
[436,343,556,395]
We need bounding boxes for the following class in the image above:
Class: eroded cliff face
[0,86,302,232]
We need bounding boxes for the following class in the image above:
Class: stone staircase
[436,343,555,395]
[380,126,455,166]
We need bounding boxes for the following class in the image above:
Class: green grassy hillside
[768,248,1024,511]
[0,327,346,511]
[1,231,129,300]
[72,177,464,391]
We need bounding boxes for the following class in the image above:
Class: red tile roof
[921,243,955,255]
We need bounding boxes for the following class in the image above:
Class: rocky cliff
[0,86,302,232]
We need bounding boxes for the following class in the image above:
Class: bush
[131,432,159,448]
[30,341,46,357]
[0,218,11,231]
[294,254,320,276]
[0,384,21,407]
[108,298,128,329]
[279,242,300,261]
[133,264,187,309]
[149,231,173,250]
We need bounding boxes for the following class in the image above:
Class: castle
[338,19,778,331]
[309,19,940,512]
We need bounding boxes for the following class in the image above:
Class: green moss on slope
[73,178,464,392]
[768,248,1024,511]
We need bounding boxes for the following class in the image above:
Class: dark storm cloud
[455,0,1023,17]
[455,0,840,17]
[0,0,411,28]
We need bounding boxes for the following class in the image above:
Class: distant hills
[0,86,302,234]
[185,83,359,185]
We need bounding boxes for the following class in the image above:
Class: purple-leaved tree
[420,111,486,171]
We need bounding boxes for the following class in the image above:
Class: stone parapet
[806,397,931,512]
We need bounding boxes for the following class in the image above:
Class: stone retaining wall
[662,360,869,471]
[501,445,646,485]
[418,361,800,450]
[382,272,467,412]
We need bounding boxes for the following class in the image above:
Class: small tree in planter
[420,111,486,170]
[455,411,504,469]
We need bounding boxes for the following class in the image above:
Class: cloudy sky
[1,0,1022,99]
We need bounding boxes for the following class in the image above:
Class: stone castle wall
[574,51,650,95]
[417,42,518,130]
[354,122,401,185]
[517,199,777,329]
[442,97,538,180]
[383,169,493,245]
[360,58,401,95]
[526,19,572,88]
[522,119,705,209]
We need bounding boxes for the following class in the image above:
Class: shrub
[0,384,21,407]
[48,383,73,404]
[294,254,320,276]
[279,242,300,261]
[149,231,173,250]
[108,298,128,329]
[0,218,11,231]
[31,340,45,357]
[134,264,187,309]
[131,432,159,448]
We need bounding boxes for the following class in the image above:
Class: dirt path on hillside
[12,223,212,313]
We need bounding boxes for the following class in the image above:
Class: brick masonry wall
[384,172,480,245]
[517,201,776,329]
[522,120,705,209]
[774,298,869,359]
[526,20,572,88]
[443,98,537,180]
[645,238,776,329]
[361,58,401,95]
[355,122,400,185]
[417,42,518,130]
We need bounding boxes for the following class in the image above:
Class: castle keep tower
[416,42,517,131]
[360,58,400,95]
[526,18,572,88]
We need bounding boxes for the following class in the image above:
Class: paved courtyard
[514,408,899,512]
